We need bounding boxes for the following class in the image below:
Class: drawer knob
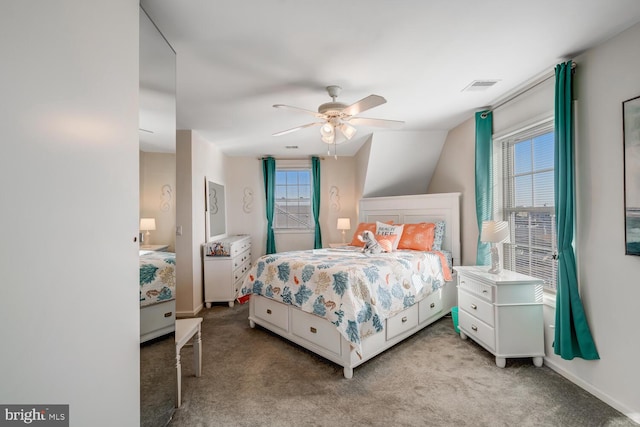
[266,309,272,315]
[482,289,488,294]
[401,316,408,323]
[429,302,435,309]
[471,325,478,332]
[470,304,477,310]
[310,327,317,334]
[164,312,172,318]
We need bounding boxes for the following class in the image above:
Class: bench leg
[175,351,182,408]
[194,327,202,377]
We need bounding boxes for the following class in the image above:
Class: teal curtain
[312,156,322,249]
[475,110,493,265]
[553,61,599,360]
[262,157,277,254]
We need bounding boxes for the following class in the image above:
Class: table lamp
[481,220,510,274]
[140,217,156,245]
[337,218,351,244]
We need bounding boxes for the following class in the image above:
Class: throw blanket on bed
[240,248,449,353]
[140,251,176,307]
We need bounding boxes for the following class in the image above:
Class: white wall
[363,131,448,198]
[225,155,359,257]
[542,22,640,422]
[140,151,176,250]
[427,118,475,265]
[176,130,226,315]
[428,22,640,422]
[0,2,140,426]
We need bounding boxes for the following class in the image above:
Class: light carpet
[157,303,635,427]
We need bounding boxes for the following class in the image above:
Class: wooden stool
[175,318,203,408]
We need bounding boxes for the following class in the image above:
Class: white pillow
[376,221,404,251]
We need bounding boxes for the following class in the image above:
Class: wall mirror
[139,7,177,427]
[206,179,227,241]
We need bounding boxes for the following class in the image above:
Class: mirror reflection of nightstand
[140,244,169,252]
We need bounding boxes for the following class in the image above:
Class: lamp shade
[337,218,351,231]
[480,220,510,243]
[140,217,156,231]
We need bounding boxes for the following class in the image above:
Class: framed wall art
[623,95,640,255]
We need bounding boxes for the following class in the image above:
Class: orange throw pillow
[349,221,394,247]
[375,234,396,252]
[349,222,377,246]
[397,222,436,251]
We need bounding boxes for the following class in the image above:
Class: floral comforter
[139,250,176,307]
[240,248,450,352]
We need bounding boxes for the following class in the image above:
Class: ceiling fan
[272,85,404,145]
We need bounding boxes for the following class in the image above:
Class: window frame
[273,159,315,234]
[494,118,558,292]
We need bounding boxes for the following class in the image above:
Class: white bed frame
[140,299,176,343]
[248,193,461,378]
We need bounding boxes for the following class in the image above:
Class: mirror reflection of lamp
[481,220,510,274]
[140,218,156,245]
[337,218,351,244]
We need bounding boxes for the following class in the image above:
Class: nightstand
[329,243,349,248]
[453,266,544,368]
[140,244,169,252]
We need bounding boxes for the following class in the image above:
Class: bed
[140,250,176,343]
[240,193,461,378]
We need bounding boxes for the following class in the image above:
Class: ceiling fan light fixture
[339,123,357,140]
[321,134,335,144]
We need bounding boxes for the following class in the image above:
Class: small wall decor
[623,95,640,255]
[243,187,254,213]
[329,185,341,211]
[160,184,173,212]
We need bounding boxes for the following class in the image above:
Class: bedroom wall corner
[427,117,476,265]
[176,129,227,316]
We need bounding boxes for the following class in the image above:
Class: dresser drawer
[291,309,342,355]
[386,304,418,340]
[232,248,251,269]
[418,291,443,324]
[459,309,495,351]
[458,275,493,302]
[254,296,289,331]
[458,289,495,327]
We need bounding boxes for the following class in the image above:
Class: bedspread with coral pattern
[139,250,176,307]
[240,248,449,352]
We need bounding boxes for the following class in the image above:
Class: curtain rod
[486,61,576,114]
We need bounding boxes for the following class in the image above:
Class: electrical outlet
[176,225,182,236]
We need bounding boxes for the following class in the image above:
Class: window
[274,166,313,230]
[497,121,557,290]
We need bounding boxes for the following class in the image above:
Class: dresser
[203,235,251,308]
[453,266,544,368]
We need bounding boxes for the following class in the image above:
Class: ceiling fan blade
[341,95,386,116]
[273,104,325,118]
[348,117,405,129]
[272,122,322,137]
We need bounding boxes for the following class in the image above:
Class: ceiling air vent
[462,80,499,92]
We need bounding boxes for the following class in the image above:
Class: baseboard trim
[544,358,640,424]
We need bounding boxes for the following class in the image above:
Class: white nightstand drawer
[458,276,493,302]
[386,304,418,340]
[459,309,495,351]
[458,289,495,327]
[254,296,289,331]
[291,309,342,355]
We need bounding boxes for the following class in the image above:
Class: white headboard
[359,193,461,266]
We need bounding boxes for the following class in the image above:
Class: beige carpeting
[148,302,635,427]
